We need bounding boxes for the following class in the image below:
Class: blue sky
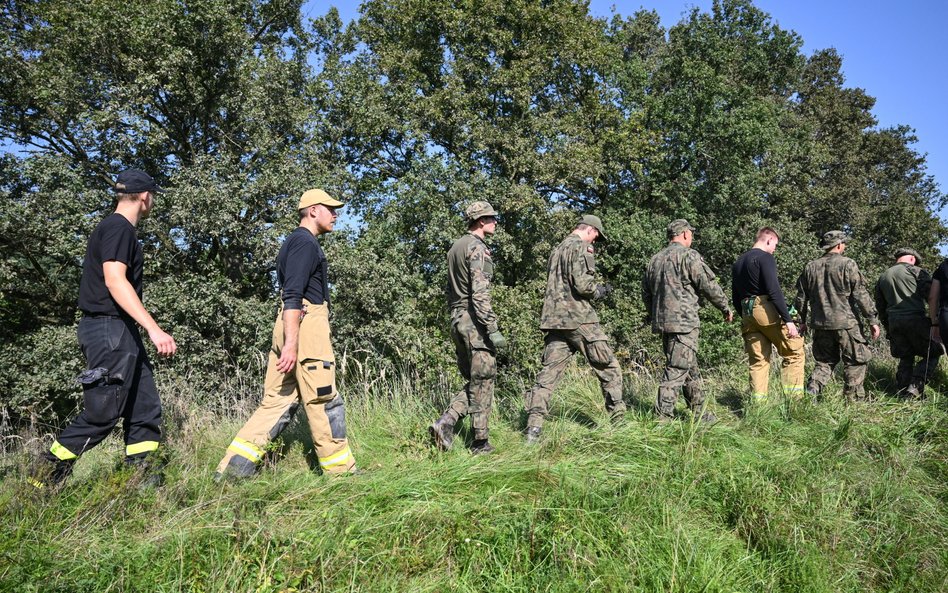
[307,0,947,215]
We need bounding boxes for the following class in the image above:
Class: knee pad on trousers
[324,395,347,439]
[268,402,300,440]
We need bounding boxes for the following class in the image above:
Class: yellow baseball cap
[298,188,344,210]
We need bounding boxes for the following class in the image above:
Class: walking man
[522,215,625,443]
[31,169,176,489]
[643,219,733,422]
[731,227,804,402]
[216,189,356,478]
[874,248,941,397]
[429,201,505,454]
[793,231,880,400]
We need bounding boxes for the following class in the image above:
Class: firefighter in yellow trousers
[216,189,356,479]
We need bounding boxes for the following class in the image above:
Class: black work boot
[429,412,456,451]
[692,407,717,424]
[470,440,495,455]
[28,457,74,492]
[524,426,542,445]
[126,455,166,489]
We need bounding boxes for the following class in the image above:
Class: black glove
[594,283,614,300]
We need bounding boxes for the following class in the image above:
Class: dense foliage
[0,0,944,425]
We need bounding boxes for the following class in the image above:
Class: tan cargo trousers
[741,296,805,400]
[217,301,356,477]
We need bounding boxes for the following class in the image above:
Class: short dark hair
[757,226,779,241]
[575,223,593,232]
[115,192,142,203]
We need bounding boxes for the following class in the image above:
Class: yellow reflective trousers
[217,301,356,477]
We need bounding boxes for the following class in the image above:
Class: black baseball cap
[112,169,164,193]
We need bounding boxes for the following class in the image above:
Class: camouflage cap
[465,200,499,223]
[578,214,607,241]
[819,230,850,250]
[894,247,921,264]
[666,218,695,239]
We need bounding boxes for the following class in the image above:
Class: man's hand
[932,325,943,345]
[870,324,881,340]
[276,344,298,374]
[723,309,734,323]
[785,322,800,338]
[489,331,507,350]
[148,327,177,356]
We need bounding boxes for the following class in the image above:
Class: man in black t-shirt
[30,169,177,489]
[928,258,948,354]
[732,227,804,402]
[215,188,357,479]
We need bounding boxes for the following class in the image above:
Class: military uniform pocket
[577,323,609,344]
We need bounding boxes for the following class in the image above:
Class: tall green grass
[2,357,946,592]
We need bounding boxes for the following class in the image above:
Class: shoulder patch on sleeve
[587,245,595,254]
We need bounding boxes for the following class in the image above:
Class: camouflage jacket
[446,233,498,334]
[874,262,931,325]
[642,242,730,333]
[539,233,599,330]
[793,253,879,330]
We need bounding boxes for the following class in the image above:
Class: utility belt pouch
[741,297,756,318]
[76,367,110,387]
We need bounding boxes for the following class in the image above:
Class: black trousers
[45,316,162,462]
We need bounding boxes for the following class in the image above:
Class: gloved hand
[489,331,507,350]
[594,283,614,300]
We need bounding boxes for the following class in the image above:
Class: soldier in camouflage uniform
[643,219,733,422]
[522,215,625,444]
[429,201,505,455]
[793,231,881,400]
[874,248,941,397]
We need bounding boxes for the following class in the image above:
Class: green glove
[489,331,507,350]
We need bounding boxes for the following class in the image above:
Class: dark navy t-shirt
[933,259,948,309]
[78,213,143,316]
[278,227,328,310]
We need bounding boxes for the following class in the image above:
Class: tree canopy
[1,0,943,423]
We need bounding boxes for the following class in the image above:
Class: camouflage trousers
[741,297,805,401]
[887,316,942,392]
[808,327,871,399]
[442,308,496,441]
[656,328,704,417]
[524,324,625,429]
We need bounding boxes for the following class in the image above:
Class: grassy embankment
[2,357,947,592]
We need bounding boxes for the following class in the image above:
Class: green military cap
[894,247,921,264]
[578,214,607,241]
[465,200,499,223]
[666,218,695,239]
[819,230,850,250]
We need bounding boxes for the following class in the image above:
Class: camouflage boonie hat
[666,218,695,239]
[894,247,921,264]
[578,214,607,241]
[819,230,850,250]
[465,201,499,223]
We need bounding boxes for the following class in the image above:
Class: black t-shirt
[933,259,948,309]
[278,227,328,310]
[78,213,143,317]
[731,247,792,322]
